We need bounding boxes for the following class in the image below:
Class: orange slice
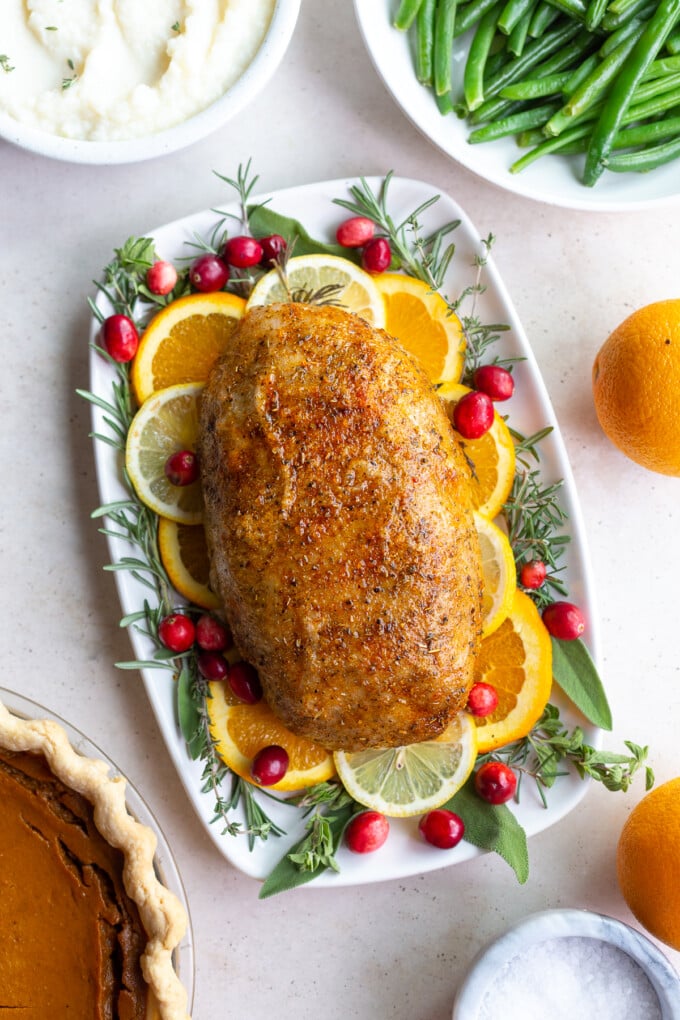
[374,273,465,384]
[157,519,220,610]
[206,680,335,792]
[131,292,246,404]
[472,590,553,753]
[438,381,516,519]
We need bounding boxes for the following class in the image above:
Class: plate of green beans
[354,0,680,209]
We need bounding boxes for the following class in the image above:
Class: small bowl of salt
[452,908,680,1020]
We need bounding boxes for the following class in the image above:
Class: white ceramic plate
[354,0,680,212]
[0,686,195,1009]
[0,0,300,165]
[88,174,601,887]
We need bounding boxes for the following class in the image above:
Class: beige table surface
[2,2,680,1017]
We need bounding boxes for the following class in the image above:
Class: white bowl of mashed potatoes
[0,0,300,164]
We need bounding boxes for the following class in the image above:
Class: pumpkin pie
[0,696,191,1019]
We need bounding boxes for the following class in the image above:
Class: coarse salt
[478,936,662,1020]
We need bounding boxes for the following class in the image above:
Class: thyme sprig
[478,704,654,807]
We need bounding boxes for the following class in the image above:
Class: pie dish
[0,690,192,1019]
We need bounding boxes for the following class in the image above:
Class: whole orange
[592,299,680,476]
[616,778,680,951]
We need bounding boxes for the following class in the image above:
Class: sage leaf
[247,205,360,261]
[177,666,203,760]
[259,802,356,898]
[446,778,529,883]
[551,637,612,731]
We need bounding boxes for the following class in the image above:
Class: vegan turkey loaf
[198,302,482,751]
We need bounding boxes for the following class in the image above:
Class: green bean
[463,4,503,109]
[434,0,458,95]
[454,0,507,35]
[500,70,572,96]
[541,0,587,18]
[482,17,583,95]
[394,0,427,30]
[601,0,652,30]
[563,51,600,92]
[606,131,680,169]
[643,54,680,76]
[633,69,680,102]
[528,2,561,35]
[612,113,680,145]
[599,11,650,56]
[415,0,437,83]
[510,121,592,170]
[625,81,680,117]
[545,29,644,136]
[607,0,644,16]
[585,0,608,30]
[666,27,680,50]
[508,5,537,53]
[498,0,535,34]
[436,87,456,113]
[468,95,523,123]
[584,0,680,185]
[468,101,561,140]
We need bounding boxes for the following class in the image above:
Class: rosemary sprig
[478,704,654,806]
[82,235,284,848]
[504,430,571,607]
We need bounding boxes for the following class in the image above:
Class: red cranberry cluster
[188,234,287,294]
[335,216,392,274]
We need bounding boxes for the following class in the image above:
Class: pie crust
[0,696,191,1020]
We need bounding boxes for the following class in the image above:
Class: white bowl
[0,0,300,165]
[453,909,680,1019]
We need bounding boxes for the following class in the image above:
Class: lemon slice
[333,713,478,818]
[157,519,220,610]
[374,273,465,384]
[246,254,386,328]
[131,291,246,405]
[125,382,204,524]
[475,511,517,637]
[438,381,516,519]
[207,679,335,792]
[473,590,553,753]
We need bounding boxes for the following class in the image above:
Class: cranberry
[474,761,517,805]
[418,809,465,849]
[102,314,139,363]
[542,601,586,640]
[336,216,376,248]
[189,253,229,292]
[146,260,178,296]
[361,237,391,274]
[195,614,231,652]
[467,682,499,718]
[259,234,287,265]
[345,811,390,853]
[158,613,195,653]
[453,391,495,439]
[223,235,263,268]
[520,560,547,590]
[473,364,515,401]
[197,650,229,681]
[251,745,289,786]
[164,450,199,486]
[227,661,263,704]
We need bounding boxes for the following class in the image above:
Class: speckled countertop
[2,3,680,1018]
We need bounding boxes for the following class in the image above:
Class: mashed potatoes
[0,0,276,141]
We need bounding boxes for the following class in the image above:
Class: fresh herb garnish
[62,58,77,90]
[0,55,14,73]
[171,21,180,32]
